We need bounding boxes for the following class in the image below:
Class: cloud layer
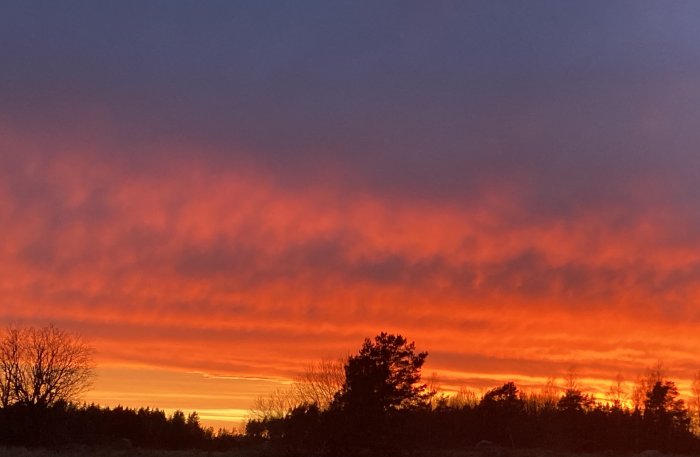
[2,0,700,424]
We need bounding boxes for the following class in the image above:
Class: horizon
[3,0,700,431]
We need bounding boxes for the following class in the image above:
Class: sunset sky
[3,1,700,429]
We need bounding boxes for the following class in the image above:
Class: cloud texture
[2,0,700,424]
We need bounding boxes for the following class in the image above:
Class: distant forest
[2,327,700,454]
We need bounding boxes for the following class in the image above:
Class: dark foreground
[0,446,688,457]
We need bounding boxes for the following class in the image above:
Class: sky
[3,0,700,429]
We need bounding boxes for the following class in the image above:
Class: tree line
[245,333,700,454]
[0,325,240,449]
[2,325,700,454]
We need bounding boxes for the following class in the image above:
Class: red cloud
[2,135,700,426]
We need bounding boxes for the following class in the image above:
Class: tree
[332,333,431,415]
[540,376,560,410]
[292,358,344,410]
[447,385,479,409]
[0,325,94,407]
[607,373,626,410]
[248,357,345,422]
[480,382,524,413]
[644,380,688,426]
[690,371,700,434]
[324,333,431,449]
[477,382,526,446]
[0,327,20,408]
[557,388,594,413]
[248,387,296,421]
[556,366,594,413]
[643,380,691,450]
[632,362,664,411]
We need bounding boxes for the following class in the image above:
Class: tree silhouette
[332,332,431,415]
[632,363,664,411]
[691,371,700,433]
[292,358,345,410]
[328,332,431,449]
[0,325,94,408]
[642,380,691,451]
[644,381,689,427]
[249,358,345,421]
[607,373,627,410]
[478,382,525,446]
[480,382,524,412]
[557,388,594,413]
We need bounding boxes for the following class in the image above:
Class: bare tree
[607,373,627,409]
[540,376,560,408]
[248,358,345,421]
[690,371,700,433]
[0,325,95,407]
[520,377,560,413]
[563,366,580,392]
[448,385,479,409]
[292,358,344,409]
[0,327,22,408]
[631,362,664,411]
[425,372,443,409]
[249,386,296,420]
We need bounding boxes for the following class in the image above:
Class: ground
[0,447,686,457]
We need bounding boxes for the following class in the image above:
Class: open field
[0,447,687,457]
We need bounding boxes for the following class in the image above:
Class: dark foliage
[642,380,692,451]
[244,333,700,454]
[333,333,431,413]
[2,331,699,455]
[0,401,246,450]
[327,332,432,450]
[247,389,700,454]
[476,382,526,446]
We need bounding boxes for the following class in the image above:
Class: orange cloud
[2,133,700,427]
